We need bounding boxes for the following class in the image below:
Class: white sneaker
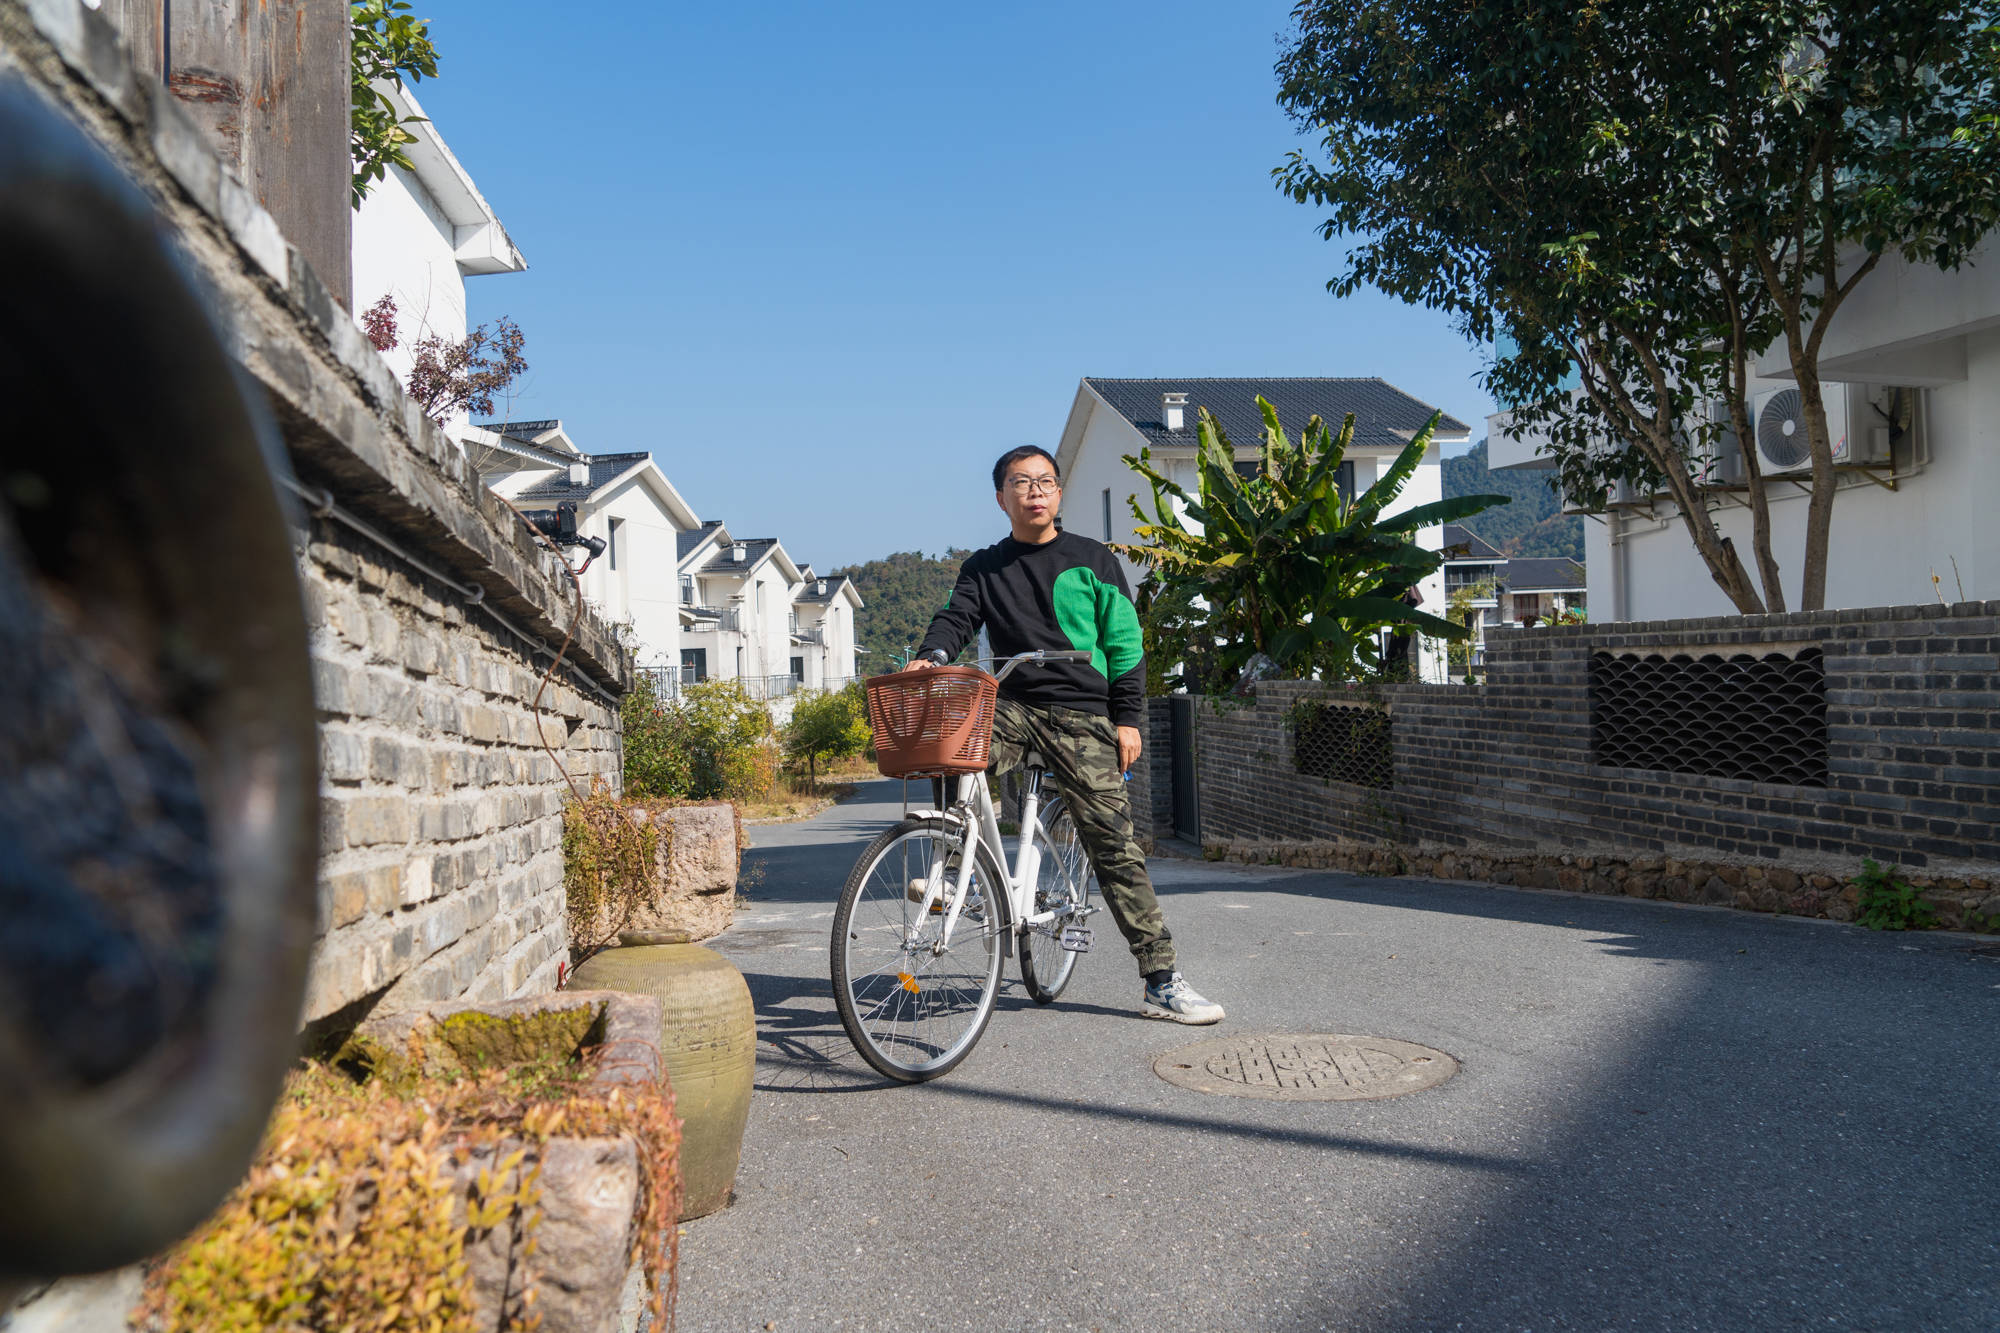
[1141,972,1225,1025]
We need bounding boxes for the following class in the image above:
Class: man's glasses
[1005,476,1061,496]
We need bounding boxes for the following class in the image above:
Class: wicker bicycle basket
[865,666,998,778]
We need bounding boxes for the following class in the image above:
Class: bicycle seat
[1019,748,1047,772]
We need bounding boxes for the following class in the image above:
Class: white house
[790,569,865,692]
[350,81,526,436]
[475,419,701,673]
[1441,524,1587,671]
[1055,377,1473,682]
[675,524,804,704]
[1488,239,2000,620]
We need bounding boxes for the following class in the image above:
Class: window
[756,583,766,615]
[1232,459,1261,481]
[735,646,744,677]
[680,648,706,682]
[607,517,623,571]
[790,656,804,682]
[1102,488,1112,540]
[680,575,695,605]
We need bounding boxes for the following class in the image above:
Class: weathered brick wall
[302,522,620,1021]
[1191,601,2000,885]
[2,0,631,1029]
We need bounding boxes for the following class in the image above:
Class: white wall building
[476,420,700,672]
[1488,240,2000,621]
[1056,377,1472,682]
[790,569,865,692]
[350,82,525,437]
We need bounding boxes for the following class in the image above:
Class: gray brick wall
[301,523,621,1023]
[1186,602,2000,881]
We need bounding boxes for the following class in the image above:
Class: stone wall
[303,520,621,1020]
[2,0,629,1027]
[1183,601,2000,923]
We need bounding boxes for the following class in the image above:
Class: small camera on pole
[518,500,607,572]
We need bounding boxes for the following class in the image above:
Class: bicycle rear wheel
[1019,798,1094,1005]
[831,817,1006,1082]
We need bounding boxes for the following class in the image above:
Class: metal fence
[633,670,861,704]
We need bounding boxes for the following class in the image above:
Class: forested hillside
[1442,439,1584,561]
[833,549,972,674]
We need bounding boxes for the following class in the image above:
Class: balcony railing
[684,606,741,633]
[737,673,803,701]
[791,625,825,646]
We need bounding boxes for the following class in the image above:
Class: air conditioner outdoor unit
[1751,384,1902,475]
[1610,475,1657,508]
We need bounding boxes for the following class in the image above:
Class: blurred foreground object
[0,82,318,1279]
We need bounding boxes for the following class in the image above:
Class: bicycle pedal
[1058,925,1093,953]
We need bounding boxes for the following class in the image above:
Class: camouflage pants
[988,697,1175,976]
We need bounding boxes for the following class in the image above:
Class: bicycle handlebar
[988,649,1091,684]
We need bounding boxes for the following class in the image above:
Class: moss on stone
[432,1003,604,1074]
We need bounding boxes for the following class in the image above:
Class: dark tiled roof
[1085,377,1469,453]
[1505,557,1586,591]
[476,418,563,438]
[697,537,777,575]
[677,521,726,563]
[1442,524,1506,561]
[793,574,851,604]
[509,452,650,503]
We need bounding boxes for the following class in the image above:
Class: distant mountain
[832,549,973,675]
[1443,439,1584,562]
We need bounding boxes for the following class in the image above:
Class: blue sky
[414,0,1492,569]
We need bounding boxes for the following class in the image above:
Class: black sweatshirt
[917,531,1147,728]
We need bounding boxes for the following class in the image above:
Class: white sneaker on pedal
[1141,972,1225,1025]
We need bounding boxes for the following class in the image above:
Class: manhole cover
[1153,1033,1458,1102]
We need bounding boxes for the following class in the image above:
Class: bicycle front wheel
[1019,798,1094,1005]
[831,817,1006,1082]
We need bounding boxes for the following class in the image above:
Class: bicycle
[831,650,1102,1082]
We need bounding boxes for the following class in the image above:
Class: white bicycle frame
[901,651,1087,955]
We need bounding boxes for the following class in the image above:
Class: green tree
[1277,0,2000,613]
[782,683,872,792]
[832,549,974,675]
[1118,398,1507,687]
[350,0,439,207]
[1442,441,1583,561]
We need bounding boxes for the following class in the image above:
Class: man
[903,444,1225,1024]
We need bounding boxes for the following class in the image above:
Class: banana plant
[1116,397,1509,685]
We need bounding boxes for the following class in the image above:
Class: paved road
[676,778,2000,1331]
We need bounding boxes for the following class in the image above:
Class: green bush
[622,673,696,800]
[622,675,775,802]
[680,679,775,801]
[783,684,872,790]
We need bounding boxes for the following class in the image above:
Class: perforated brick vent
[1590,648,1828,786]
[1292,701,1393,789]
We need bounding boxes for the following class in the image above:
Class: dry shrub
[562,780,668,969]
[137,1030,680,1332]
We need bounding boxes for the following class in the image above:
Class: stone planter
[353,990,671,1333]
[626,802,741,941]
[570,943,755,1221]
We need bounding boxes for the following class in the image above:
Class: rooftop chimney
[732,543,747,563]
[1162,391,1188,433]
[816,579,827,596]
[568,462,590,486]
